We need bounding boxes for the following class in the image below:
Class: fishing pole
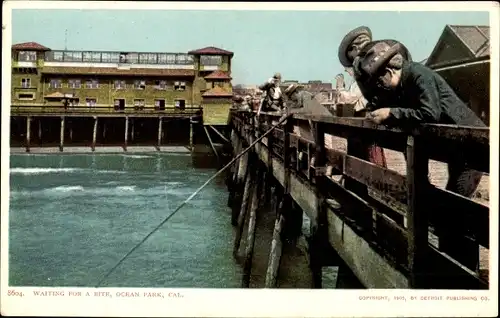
[95,112,292,288]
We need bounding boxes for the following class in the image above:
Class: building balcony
[11,104,203,118]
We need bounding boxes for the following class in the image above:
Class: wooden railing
[231,110,490,289]
[11,105,203,116]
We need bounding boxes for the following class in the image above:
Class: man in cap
[338,26,412,110]
[337,26,392,192]
[358,40,486,272]
[258,72,284,114]
[359,41,485,197]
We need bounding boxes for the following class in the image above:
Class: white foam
[116,186,136,192]
[10,168,82,175]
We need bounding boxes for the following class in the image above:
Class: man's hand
[369,108,391,124]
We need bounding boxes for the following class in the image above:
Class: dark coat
[259,81,284,110]
[386,61,486,128]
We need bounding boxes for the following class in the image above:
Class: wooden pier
[227,110,490,289]
[10,105,231,153]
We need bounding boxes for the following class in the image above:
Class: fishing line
[95,113,291,288]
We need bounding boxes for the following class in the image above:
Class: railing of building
[231,110,489,289]
[44,51,196,65]
[11,105,203,117]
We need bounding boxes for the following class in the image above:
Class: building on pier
[11,42,234,125]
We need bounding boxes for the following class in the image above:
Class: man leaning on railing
[357,41,486,199]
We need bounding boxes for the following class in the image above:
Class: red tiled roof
[204,70,232,80]
[202,86,233,97]
[188,46,233,56]
[12,42,51,51]
[41,66,195,77]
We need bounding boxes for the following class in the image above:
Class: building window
[114,80,126,89]
[176,54,187,64]
[18,51,37,61]
[174,81,186,91]
[85,98,97,108]
[63,52,83,62]
[175,99,186,110]
[68,79,81,88]
[85,79,99,89]
[49,79,62,88]
[21,78,31,88]
[69,98,80,107]
[213,81,225,88]
[154,80,167,90]
[134,80,146,90]
[114,99,125,111]
[158,54,167,64]
[139,53,157,64]
[154,99,166,110]
[166,54,176,64]
[18,93,35,100]
[53,52,64,61]
[83,52,101,62]
[134,99,145,110]
[200,55,222,66]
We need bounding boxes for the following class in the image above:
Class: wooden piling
[265,199,285,288]
[157,117,163,150]
[131,118,135,142]
[233,159,254,257]
[124,116,129,151]
[92,116,98,151]
[38,119,42,143]
[204,125,220,160]
[189,118,194,151]
[59,116,65,152]
[242,169,261,288]
[26,116,31,153]
[103,122,107,139]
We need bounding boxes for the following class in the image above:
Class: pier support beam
[204,126,219,161]
[265,198,285,288]
[124,116,129,151]
[26,116,31,153]
[92,116,98,152]
[131,119,135,142]
[157,117,163,151]
[242,169,262,288]
[38,119,42,145]
[189,118,194,151]
[103,122,107,139]
[59,116,65,152]
[231,143,249,225]
[233,156,253,256]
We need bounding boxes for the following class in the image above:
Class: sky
[9,6,490,85]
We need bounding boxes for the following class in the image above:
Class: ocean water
[8,153,242,288]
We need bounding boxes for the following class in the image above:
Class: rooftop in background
[11,42,233,66]
[425,25,490,68]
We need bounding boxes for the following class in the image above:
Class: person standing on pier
[357,41,485,198]
[258,73,284,114]
[337,26,392,172]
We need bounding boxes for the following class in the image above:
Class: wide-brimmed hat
[358,42,402,77]
[273,72,282,80]
[284,83,304,96]
[338,26,372,67]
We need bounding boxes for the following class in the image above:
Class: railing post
[406,135,429,288]
[283,117,293,194]
[310,121,326,288]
